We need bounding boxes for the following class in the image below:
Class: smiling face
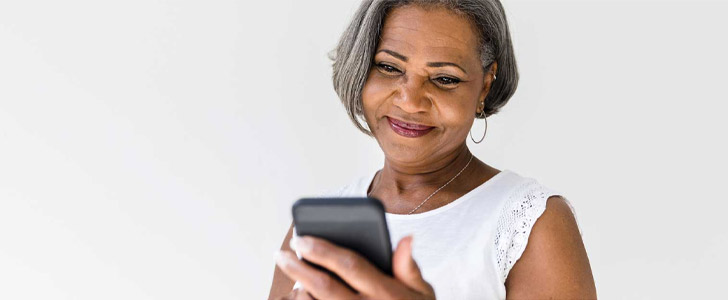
[362,4,495,165]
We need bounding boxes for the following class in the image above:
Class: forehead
[377,5,480,62]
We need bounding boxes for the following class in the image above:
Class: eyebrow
[377,49,408,62]
[376,49,468,74]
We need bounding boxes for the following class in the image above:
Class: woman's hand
[274,235,435,300]
[276,287,315,300]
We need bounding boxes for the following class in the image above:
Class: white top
[293,169,577,300]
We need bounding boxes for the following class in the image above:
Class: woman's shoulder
[491,170,580,283]
[495,172,594,297]
[493,170,574,217]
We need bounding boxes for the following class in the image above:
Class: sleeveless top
[292,169,578,300]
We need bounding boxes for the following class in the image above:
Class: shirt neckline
[361,168,510,220]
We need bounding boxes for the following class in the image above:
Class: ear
[477,61,499,114]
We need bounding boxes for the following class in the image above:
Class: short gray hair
[331,0,519,136]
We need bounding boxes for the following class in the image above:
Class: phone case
[292,197,394,281]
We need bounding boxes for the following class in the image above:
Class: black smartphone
[292,197,393,290]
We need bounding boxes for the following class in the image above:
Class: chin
[382,139,429,160]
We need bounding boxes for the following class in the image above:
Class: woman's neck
[377,146,473,194]
[367,145,499,214]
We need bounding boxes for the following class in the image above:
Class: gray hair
[331,0,519,136]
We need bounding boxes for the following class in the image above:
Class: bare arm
[268,222,296,300]
[505,196,597,299]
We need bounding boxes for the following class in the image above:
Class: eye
[434,76,461,86]
[376,63,401,74]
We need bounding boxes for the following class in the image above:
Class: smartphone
[292,197,393,289]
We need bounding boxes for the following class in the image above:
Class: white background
[1,0,727,299]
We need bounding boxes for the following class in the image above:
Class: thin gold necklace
[368,154,474,215]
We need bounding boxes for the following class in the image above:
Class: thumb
[392,235,433,294]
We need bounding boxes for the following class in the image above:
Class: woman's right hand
[276,287,314,300]
[274,235,435,300]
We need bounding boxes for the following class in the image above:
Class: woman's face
[362,5,492,165]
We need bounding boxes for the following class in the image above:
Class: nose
[392,74,431,114]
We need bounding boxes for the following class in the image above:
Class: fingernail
[289,236,298,252]
[274,250,290,267]
[293,236,312,254]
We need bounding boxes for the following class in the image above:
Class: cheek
[438,103,475,134]
[433,90,478,129]
[361,72,392,119]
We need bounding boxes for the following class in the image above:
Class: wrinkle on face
[384,8,476,45]
[362,4,487,165]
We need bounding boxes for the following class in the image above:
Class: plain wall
[1,0,726,299]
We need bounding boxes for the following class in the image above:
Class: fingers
[296,288,314,300]
[275,250,358,300]
[277,287,314,300]
[291,235,401,297]
[289,288,314,300]
[393,236,435,295]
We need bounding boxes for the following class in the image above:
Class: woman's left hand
[274,235,435,299]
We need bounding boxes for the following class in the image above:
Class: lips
[388,117,433,130]
[387,117,434,138]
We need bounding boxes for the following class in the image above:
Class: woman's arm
[505,196,597,299]
[268,222,296,300]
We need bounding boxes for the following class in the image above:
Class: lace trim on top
[494,179,564,283]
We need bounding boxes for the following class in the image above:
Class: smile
[387,117,434,138]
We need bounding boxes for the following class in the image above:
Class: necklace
[368,154,474,215]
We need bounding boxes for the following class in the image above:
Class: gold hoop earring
[470,110,487,144]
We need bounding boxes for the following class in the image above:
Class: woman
[270,0,596,299]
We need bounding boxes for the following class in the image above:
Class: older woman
[269,0,596,299]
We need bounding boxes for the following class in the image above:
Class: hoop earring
[470,110,488,144]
